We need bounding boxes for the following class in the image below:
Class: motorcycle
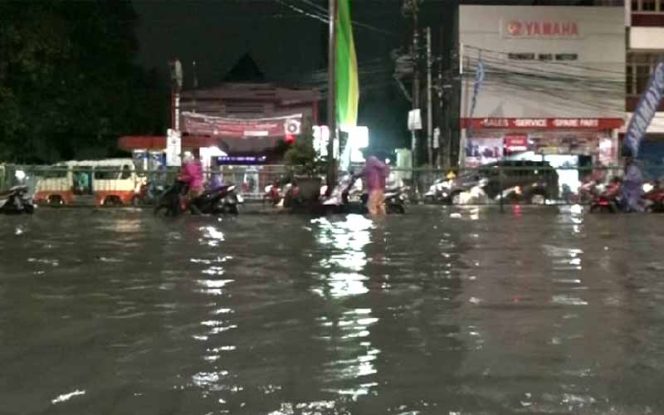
[589,193,620,213]
[424,178,453,203]
[321,174,407,215]
[263,182,284,206]
[154,180,242,216]
[135,180,166,206]
[643,181,664,213]
[588,180,663,214]
[0,185,35,215]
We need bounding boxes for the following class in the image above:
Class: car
[440,160,559,205]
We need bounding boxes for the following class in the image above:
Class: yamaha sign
[502,19,580,39]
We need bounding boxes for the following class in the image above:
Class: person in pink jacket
[178,151,204,211]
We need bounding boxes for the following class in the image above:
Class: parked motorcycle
[135,180,166,206]
[0,185,35,215]
[263,182,284,206]
[424,178,453,203]
[588,180,664,214]
[643,181,664,213]
[154,180,242,216]
[589,193,620,213]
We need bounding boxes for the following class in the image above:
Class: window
[538,54,553,61]
[632,0,663,12]
[555,54,578,61]
[508,53,535,61]
[40,169,68,179]
[94,167,119,180]
[643,0,657,11]
[121,165,132,180]
[636,65,651,94]
[626,53,664,96]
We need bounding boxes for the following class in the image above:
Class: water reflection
[189,224,239,409]
[313,215,380,400]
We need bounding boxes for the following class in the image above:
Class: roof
[180,83,320,104]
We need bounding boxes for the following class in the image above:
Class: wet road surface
[1,207,663,414]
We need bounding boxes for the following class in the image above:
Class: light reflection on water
[1,209,664,414]
[313,215,380,400]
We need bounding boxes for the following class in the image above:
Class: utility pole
[326,0,337,190]
[169,58,183,131]
[192,60,198,113]
[426,27,433,167]
[437,56,444,169]
[460,45,470,169]
[409,0,419,168]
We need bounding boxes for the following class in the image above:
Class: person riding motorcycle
[603,176,622,200]
[178,151,204,213]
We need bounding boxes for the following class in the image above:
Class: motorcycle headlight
[643,183,654,193]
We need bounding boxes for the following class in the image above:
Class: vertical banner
[336,0,359,129]
[624,60,664,157]
[468,54,485,128]
[166,129,182,167]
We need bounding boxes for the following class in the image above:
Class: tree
[283,118,325,177]
[0,0,166,163]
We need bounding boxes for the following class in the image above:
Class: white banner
[166,129,182,167]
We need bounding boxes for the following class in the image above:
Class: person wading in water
[358,155,390,216]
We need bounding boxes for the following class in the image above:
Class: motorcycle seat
[0,186,28,197]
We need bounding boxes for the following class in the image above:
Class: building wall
[459,6,625,119]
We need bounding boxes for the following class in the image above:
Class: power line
[278,0,399,37]
[464,45,625,76]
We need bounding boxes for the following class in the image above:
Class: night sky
[132,0,591,151]
[133,0,424,151]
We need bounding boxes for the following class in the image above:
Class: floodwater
[1,207,663,415]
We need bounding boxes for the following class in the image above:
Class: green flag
[336,0,359,128]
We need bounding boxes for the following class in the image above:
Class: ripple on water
[1,209,664,414]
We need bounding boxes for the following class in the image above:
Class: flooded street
[1,207,663,415]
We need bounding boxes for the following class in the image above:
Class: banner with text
[182,112,303,138]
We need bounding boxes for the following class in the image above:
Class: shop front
[459,5,626,192]
[462,117,623,191]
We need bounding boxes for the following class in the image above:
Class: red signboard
[182,112,302,138]
[462,118,623,130]
[504,20,580,38]
[504,134,528,152]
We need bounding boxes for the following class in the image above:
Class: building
[119,82,319,164]
[626,0,664,170]
[119,55,320,166]
[458,5,625,188]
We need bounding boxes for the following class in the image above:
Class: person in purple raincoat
[621,156,644,212]
[358,155,390,216]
